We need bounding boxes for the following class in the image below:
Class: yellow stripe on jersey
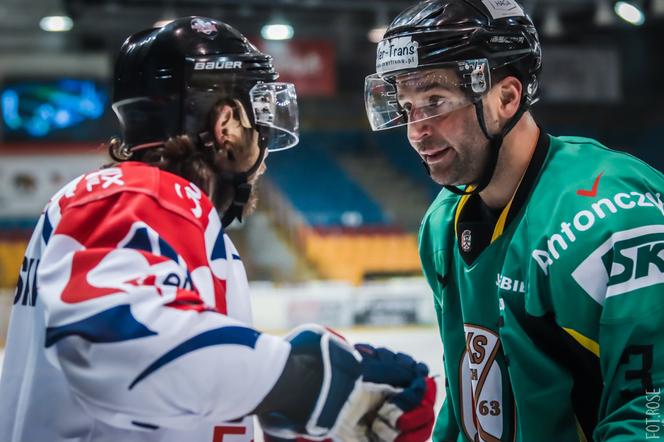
[576,415,588,442]
[563,327,600,357]
[453,185,475,236]
[491,197,515,242]
[452,184,520,244]
[491,167,529,242]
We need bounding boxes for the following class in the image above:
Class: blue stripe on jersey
[42,212,53,244]
[45,305,157,348]
[124,227,152,252]
[211,231,227,260]
[132,421,160,430]
[129,326,260,390]
[232,254,241,261]
[124,226,181,264]
[158,237,179,262]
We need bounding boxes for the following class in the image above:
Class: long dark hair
[106,98,257,210]
[107,135,215,196]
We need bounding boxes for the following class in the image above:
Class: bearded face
[209,99,267,218]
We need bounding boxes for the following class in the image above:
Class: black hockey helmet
[113,17,299,227]
[365,0,541,194]
[112,16,298,152]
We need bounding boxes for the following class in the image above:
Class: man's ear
[232,99,254,129]
[214,104,235,145]
[497,76,523,119]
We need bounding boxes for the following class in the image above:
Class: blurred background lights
[153,19,175,28]
[614,1,646,25]
[261,23,294,41]
[39,15,73,32]
[367,27,387,44]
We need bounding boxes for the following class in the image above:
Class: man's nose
[407,118,431,143]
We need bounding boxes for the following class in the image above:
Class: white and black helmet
[366,0,541,132]
[365,0,542,195]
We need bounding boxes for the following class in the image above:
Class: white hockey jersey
[0,162,291,442]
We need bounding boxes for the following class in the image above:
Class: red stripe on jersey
[214,279,228,314]
[126,274,163,296]
[61,250,123,303]
[165,289,209,312]
[62,250,170,303]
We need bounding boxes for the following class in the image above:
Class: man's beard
[210,133,263,220]
[211,176,261,220]
[241,181,260,217]
[415,128,490,186]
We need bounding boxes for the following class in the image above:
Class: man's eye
[429,95,446,107]
[400,102,412,113]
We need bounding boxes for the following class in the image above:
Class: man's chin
[430,171,456,187]
[430,167,477,188]
[432,175,472,189]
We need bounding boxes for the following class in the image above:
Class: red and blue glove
[355,344,437,442]
[258,325,436,442]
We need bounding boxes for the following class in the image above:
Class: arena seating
[370,129,442,200]
[301,228,421,285]
[266,132,389,227]
[0,241,26,289]
[266,131,427,284]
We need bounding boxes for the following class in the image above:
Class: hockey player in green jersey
[365,0,664,441]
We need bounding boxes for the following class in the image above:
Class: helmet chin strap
[443,97,526,197]
[198,128,268,228]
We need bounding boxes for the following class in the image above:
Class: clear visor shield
[250,82,299,152]
[364,59,491,131]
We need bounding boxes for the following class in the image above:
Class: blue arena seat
[266,133,388,227]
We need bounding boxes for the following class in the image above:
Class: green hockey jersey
[418,132,664,441]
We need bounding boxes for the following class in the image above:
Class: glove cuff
[259,324,362,440]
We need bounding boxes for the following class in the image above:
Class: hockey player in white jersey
[0,17,436,442]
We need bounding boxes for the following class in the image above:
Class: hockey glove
[371,375,437,442]
[256,325,434,441]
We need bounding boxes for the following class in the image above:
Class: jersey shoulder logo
[59,168,127,210]
[577,171,604,197]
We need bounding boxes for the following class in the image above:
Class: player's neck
[480,113,540,210]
